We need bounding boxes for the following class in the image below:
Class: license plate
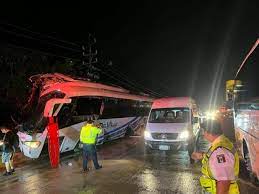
[159,145,170,150]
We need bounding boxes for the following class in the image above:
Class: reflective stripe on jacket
[200,135,239,194]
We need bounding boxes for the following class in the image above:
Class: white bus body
[18,116,145,158]
[234,101,259,181]
[16,73,152,158]
[233,38,259,182]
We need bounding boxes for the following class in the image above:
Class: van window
[148,108,190,123]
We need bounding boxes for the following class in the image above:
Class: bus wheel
[243,143,259,185]
[250,174,259,186]
[74,141,83,153]
[125,127,134,137]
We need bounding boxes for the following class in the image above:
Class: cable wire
[5,43,81,61]
[97,62,165,98]
[98,61,166,97]
[0,27,81,53]
[0,21,81,47]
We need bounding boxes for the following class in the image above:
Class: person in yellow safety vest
[80,119,103,172]
[191,119,239,194]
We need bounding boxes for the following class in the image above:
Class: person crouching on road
[80,119,102,172]
[0,127,15,176]
[191,120,239,194]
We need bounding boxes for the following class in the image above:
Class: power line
[0,27,81,53]
[98,61,166,97]
[98,62,164,98]
[5,43,81,61]
[72,50,165,97]
[4,44,160,97]
[98,68,139,90]
[0,21,81,48]
[0,22,165,97]
[100,69,159,98]
[46,49,158,97]
[95,48,167,97]
[111,65,168,97]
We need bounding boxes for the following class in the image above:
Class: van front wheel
[144,145,152,155]
[125,127,134,137]
[187,140,195,164]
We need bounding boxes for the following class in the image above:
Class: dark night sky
[0,0,258,110]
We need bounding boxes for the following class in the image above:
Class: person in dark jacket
[0,126,15,176]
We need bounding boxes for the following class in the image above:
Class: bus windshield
[148,108,190,123]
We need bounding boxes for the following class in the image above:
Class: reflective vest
[200,135,239,194]
[80,124,102,144]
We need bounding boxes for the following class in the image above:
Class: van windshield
[148,108,190,123]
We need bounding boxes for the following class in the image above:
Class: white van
[144,97,200,157]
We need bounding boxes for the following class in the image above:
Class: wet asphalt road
[1,125,259,193]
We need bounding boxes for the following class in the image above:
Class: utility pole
[81,34,100,80]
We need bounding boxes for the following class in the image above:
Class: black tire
[125,127,134,137]
[187,139,194,154]
[73,141,82,153]
[187,139,195,164]
[195,129,202,151]
[244,144,259,185]
[250,174,259,186]
[144,145,151,155]
[244,150,252,176]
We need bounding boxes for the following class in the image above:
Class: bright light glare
[24,141,41,148]
[144,131,151,138]
[179,130,189,139]
[205,111,217,120]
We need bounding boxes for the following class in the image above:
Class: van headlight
[179,131,189,139]
[23,141,41,148]
[144,131,152,138]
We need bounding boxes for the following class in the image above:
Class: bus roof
[37,73,153,102]
[151,97,196,109]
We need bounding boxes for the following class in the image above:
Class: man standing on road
[0,126,15,176]
[191,120,239,194]
[80,120,103,172]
